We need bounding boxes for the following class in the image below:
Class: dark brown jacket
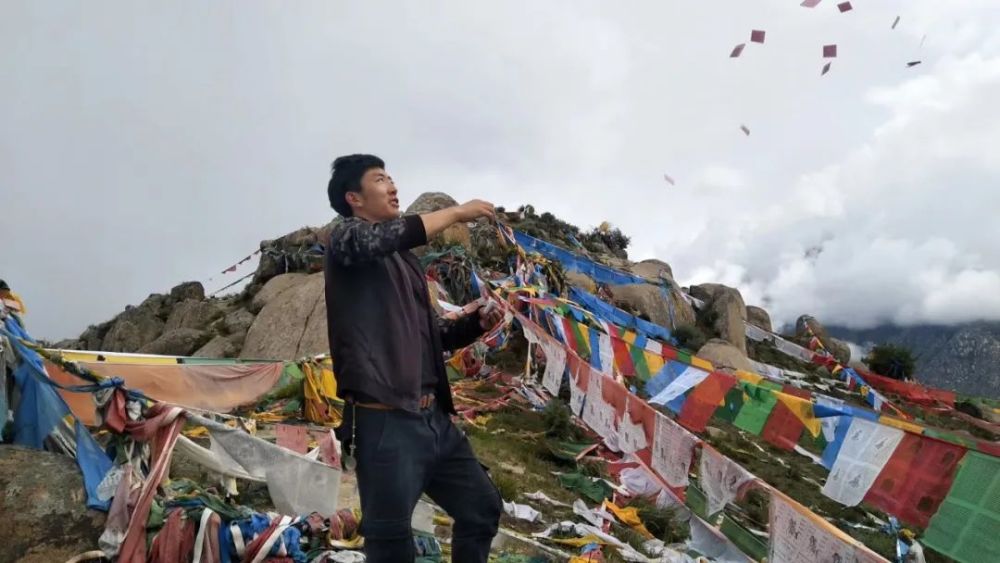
[324,214,483,413]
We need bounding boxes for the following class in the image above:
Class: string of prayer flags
[750,30,766,44]
[821,417,904,506]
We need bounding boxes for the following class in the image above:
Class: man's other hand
[476,300,504,331]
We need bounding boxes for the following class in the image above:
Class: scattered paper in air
[730,43,746,58]
[663,173,676,186]
[821,62,832,76]
[740,125,751,136]
[920,34,927,47]
[823,44,838,58]
[750,30,766,44]
[907,61,922,68]
[800,0,822,7]
[892,16,901,30]
[837,2,853,12]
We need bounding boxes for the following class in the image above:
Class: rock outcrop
[628,259,674,282]
[795,315,850,364]
[405,192,472,254]
[0,447,107,562]
[241,273,326,360]
[691,283,748,354]
[746,305,772,333]
[139,327,212,356]
[696,338,753,373]
[608,283,696,332]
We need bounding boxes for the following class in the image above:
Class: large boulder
[139,328,211,356]
[79,321,113,350]
[253,225,331,285]
[746,306,772,333]
[405,192,471,254]
[628,259,673,282]
[0,446,107,562]
[696,339,753,373]
[251,273,310,314]
[193,334,241,358]
[608,283,696,332]
[223,309,256,338]
[691,283,747,354]
[241,273,325,360]
[169,281,206,303]
[101,306,165,352]
[164,299,225,332]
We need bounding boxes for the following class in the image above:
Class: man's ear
[344,190,362,210]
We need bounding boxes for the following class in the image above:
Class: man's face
[352,167,400,222]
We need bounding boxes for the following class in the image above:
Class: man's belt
[355,393,435,410]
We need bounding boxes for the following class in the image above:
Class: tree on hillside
[865,343,917,381]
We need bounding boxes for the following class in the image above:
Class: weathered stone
[692,284,747,354]
[193,334,241,358]
[101,307,165,352]
[746,305,772,333]
[629,259,674,282]
[250,273,309,314]
[169,281,205,303]
[609,283,696,331]
[164,299,225,332]
[78,322,111,350]
[139,328,211,356]
[296,289,330,358]
[697,338,753,373]
[241,273,325,360]
[405,192,459,215]
[564,271,597,293]
[0,446,106,562]
[223,309,256,337]
[405,192,472,254]
[825,336,852,366]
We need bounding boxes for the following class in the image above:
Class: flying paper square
[821,62,832,75]
[800,0,822,7]
[663,174,676,186]
[838,2,852,12]
[730,43,746,58]
[907,61,922,68]
[892,16,900,30]
[750,30,766,44]
[740,125,750,136]
[823,44,838,58]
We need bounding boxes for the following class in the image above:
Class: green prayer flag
[732,383,779,435]
[923,451,1000,562]
[714,386,745,424]
[558,471,613,503]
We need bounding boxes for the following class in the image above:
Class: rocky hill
[827,322,1000,399]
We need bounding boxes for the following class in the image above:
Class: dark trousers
[349,405,502,562]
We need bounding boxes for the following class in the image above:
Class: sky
[3,0,1000,340]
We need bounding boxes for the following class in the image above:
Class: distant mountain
[826,321,1000,399]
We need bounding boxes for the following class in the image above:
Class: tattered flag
[750,30,766,44]
[730,43,746,58]
[823,44,838,58]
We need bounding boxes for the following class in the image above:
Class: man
[0,280,26,318]
[324,154,503,562]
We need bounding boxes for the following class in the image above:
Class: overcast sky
[3,0,1000,340]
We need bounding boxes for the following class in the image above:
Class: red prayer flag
[864,433,965,528]
[761,399,804,451]
[750,30,766,44]
[837,1,852,12]
[823,44,838,58]
[275,424,309,454]
[678,372,738,433]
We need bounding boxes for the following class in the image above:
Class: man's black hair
[327,154,386,217]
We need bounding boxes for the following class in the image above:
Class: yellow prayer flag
[879,415,924,435]
[644,350,665,376]
[690,356,714,372]
[776,393,822,437]
[734,370,764,385]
